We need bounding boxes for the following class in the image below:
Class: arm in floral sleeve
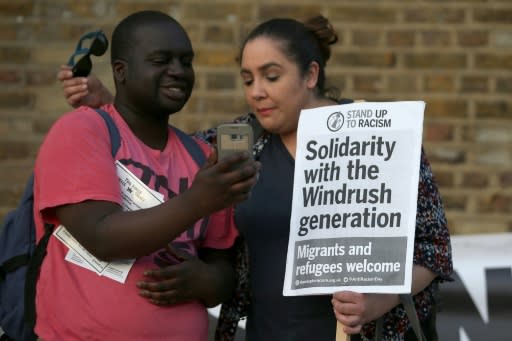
[413,147,453,280]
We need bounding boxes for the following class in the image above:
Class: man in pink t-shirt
[33,11,259,341]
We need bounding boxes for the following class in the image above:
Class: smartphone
[217,123,253,165]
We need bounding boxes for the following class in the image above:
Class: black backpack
[0,108,206,340]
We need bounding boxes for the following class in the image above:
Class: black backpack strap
[24,223,54,330]
[94,108,121,157]
[172,126,206,166]
[399,294,427,341]
[374,316,384,340]
[372,295,426,341]
[0,254,30,281]
[171,126,209,235]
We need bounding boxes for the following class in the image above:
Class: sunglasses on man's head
[67,30,109,77]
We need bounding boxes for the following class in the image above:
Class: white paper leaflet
[53,161,164,283]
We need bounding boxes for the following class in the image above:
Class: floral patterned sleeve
[193,126,217,144]
[413,147,453,279]
[193,113,255,144]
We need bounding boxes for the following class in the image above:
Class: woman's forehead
[242,37,290,67]
[244,36,282,51]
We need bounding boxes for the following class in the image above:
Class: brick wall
[0,0,511,235]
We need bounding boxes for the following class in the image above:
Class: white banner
[283,101,425,296]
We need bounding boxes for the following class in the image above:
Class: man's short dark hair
[110,10,181,64]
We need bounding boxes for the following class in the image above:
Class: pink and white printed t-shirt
[33,104,237,341]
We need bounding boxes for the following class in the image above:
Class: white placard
[283,101,424,296]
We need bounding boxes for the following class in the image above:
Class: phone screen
[217,123,253,161]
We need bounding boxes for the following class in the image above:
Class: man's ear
[306,61,320,89]
[113,59,127,83]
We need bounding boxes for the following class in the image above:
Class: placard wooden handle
[336,321,350,341]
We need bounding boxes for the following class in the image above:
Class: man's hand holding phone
[187,123,259,214]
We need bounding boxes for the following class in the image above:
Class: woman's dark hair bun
[304,15,338,62]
